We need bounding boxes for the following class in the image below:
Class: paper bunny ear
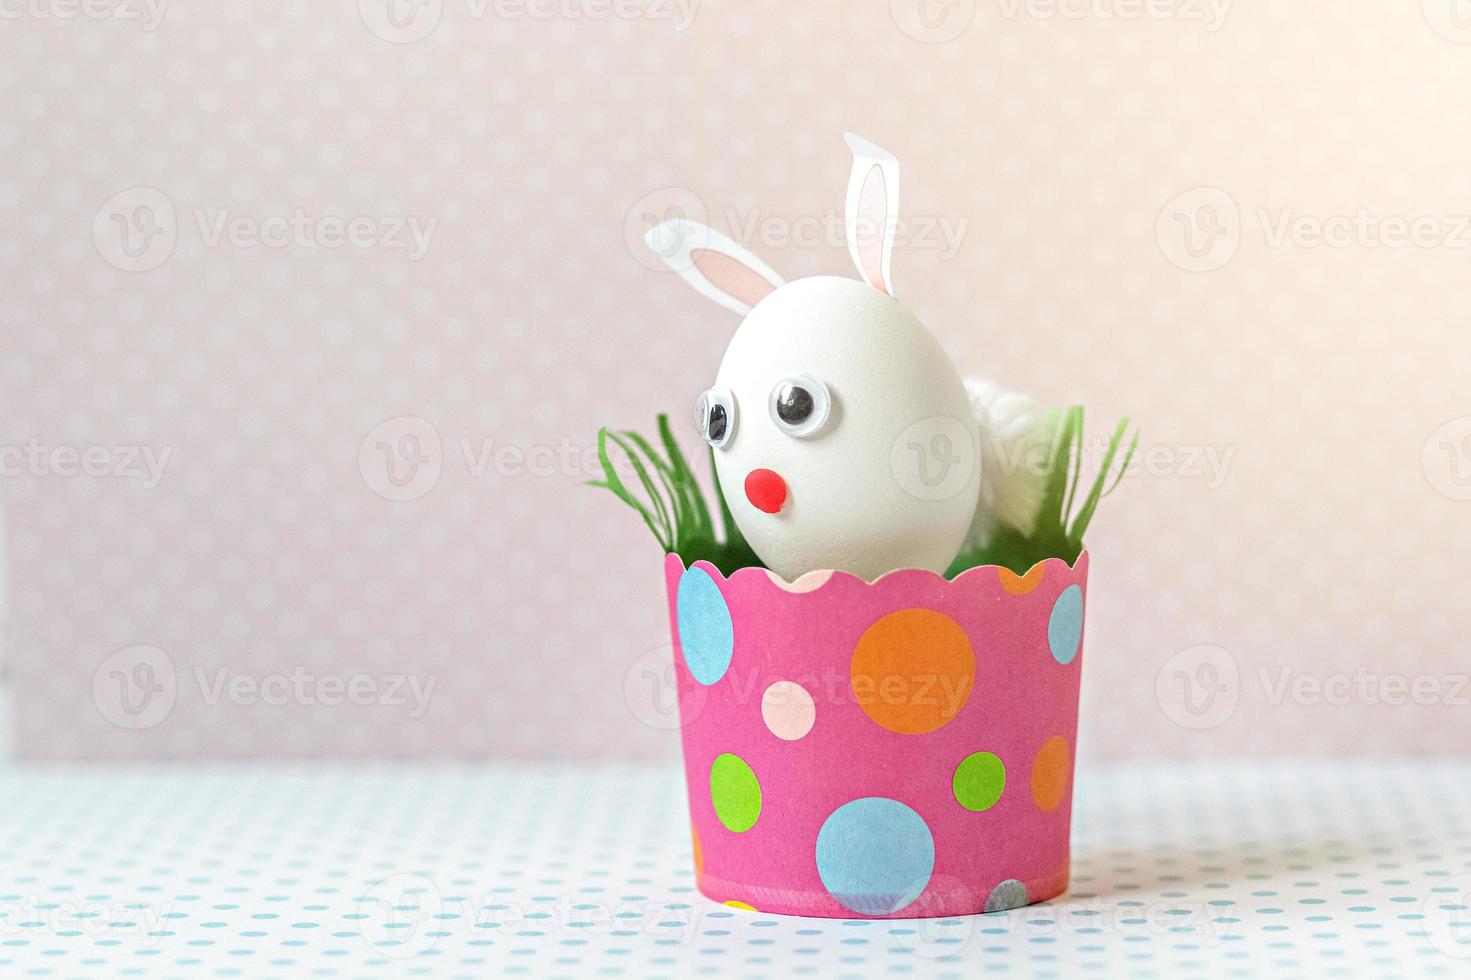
[644,219,785,316]
[843,133,901,296]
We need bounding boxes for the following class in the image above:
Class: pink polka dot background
[0,2,1468,760]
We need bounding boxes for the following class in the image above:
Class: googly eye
[696,387,736,449]
[768,375,832,439]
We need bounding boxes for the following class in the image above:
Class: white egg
[710,276,979,581]
[647,134,981,580]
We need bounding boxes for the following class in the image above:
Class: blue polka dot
[1047,585,1084,664]
[985,879,1029,913]
[676,567,734,685]
[815,798,934,916]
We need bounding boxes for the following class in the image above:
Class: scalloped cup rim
[665,550,1089,589]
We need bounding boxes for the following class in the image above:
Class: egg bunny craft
[642,135,1050,582]
[594,134,1135,581]
[591,135,1138,919]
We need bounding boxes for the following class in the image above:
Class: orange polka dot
[850,609,974,735]
[998,563,1046,595]
[691,824,703,876]
[724,900,757,911]
[1030,736,1071,812]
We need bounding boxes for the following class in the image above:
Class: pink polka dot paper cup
[663,552,1089,919]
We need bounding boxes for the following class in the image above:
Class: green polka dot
[952,752,1007,812]
[709,754,762,832]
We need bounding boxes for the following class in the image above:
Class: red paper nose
[745,469,788,515]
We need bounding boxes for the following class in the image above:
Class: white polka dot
[760,681,816,741]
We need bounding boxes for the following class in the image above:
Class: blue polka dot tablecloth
[0,760,1468,979]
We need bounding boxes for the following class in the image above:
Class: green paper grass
[592,408,1136,578]
[946,406,1138,576]
[588,415,760,576]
